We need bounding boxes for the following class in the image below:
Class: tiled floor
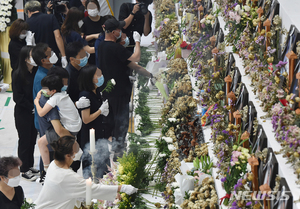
[0,91,44,200]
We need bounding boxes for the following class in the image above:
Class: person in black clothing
[61,7,94,54]
[0,156,24,209]
[12,46,39,181]
[119,0,152,52]
[25,0,68,68]
[99,18,153,157]
[81,0,109,65]
[8,19,30,74]
[78,65,111,178]
[66,41,89,103]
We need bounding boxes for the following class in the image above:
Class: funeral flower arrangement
[0,0,17,32]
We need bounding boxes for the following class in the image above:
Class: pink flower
[276,89,285,99]
[232,151,242,158]
[272,103,282,115]
[235,14,241,24]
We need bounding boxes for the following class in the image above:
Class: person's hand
[0,83,9,93]
[75,96,90,109]
[62,3,69,14]
[99,100,109,116]
[132,4,140,14]
[36,90,42,100]
[26,31,35,46]
[133,31,141,43]
[61,56,68,68]
[146,74,157,90]
[120,185,138,195]
[47,1,53,10]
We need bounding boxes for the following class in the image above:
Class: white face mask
[49,51,58,64]
[27,57,37,66]
[72,148,83,161]
[78,20,84,28]
[19,33,27,39]
[88,9,99,17]
[6,174,21,187]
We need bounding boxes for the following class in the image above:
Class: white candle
[90,129,95,153]
[86,178,92,206]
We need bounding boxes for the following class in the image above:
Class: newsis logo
[231,191,291,201]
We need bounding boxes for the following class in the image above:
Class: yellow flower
[118,165,124,175]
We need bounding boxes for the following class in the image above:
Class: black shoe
[22,171,38,182]
[29,167,40,176]
[36,170,46,184]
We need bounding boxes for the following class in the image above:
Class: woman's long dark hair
[14,46,34,85]
[61,7,84,38]
[78,65,97,92]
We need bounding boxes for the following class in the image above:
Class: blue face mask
[78,56,88,67]
[114,30,122,39]
[61,85,68,91]
[96,75,104,87]
[123,37,130,47]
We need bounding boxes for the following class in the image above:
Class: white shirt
[34,161,118,209]
[47,92,82,132]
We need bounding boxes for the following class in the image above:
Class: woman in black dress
[78,65,112,179]
[81,0,109,65]
[12,46,38,181]
[8,19,30,73]
[0,156,24,209]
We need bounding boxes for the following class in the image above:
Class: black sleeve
[51,14,60,32]
[148,11,153,33]
[15,186,24,207]
[12,73,34,112]
[116,44,133,63]
[8,41,20,72]
[81,17,88,35]
[119,3,131,21]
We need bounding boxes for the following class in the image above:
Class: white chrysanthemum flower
[158,153,166,157]
[111,79,116,85]
[168,144,175,151]
[244,5,250,12]
[26,198,33,204]
[162,136,173,143]
[235,5,240,11]
[168,118,177,122]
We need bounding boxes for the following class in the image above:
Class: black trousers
[14,107,37,172]
[108,96,130,152]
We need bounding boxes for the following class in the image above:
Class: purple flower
[246,202,252,206]
[276,61,288,68]
[232,201,237,206]
[221,177,227,182]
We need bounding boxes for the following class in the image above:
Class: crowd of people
[0,0,155,208]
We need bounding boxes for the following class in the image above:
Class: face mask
[28,57,37,66]
[6,174,21,187]
[41,90,51,98]
[73,148,83,161]
[88,9,99,17]
[114,30,122,40]
[19,33,27,39]
[96,75,104,87]
[77,56,88,67]
[123,37,130,47]
[78,20,84,28]
[49,52,58,64]
[61,85,68,91]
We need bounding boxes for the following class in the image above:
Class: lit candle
[90,129,95,153]
[86,178,92,206]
